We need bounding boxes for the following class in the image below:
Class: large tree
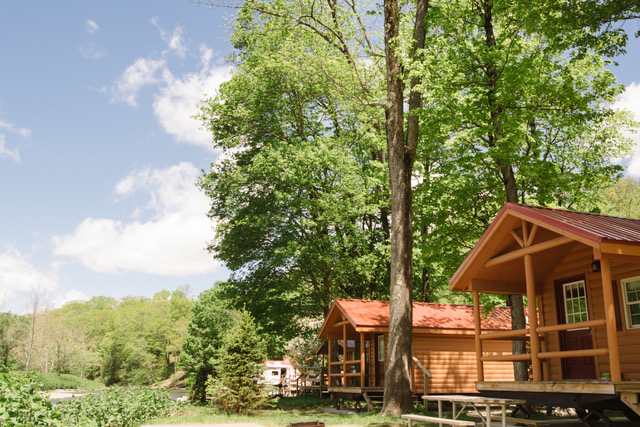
[197,16,392,343]
[198,0,637,410]
[410,0,635,380]
[199,0,427,413]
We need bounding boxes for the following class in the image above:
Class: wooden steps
[362,390,384,412]
[401,414,475,426]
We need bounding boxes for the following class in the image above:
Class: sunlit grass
[142,395,404,426]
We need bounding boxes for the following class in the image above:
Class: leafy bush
[181,288,232,403]
[0,371,61,426]
[57,386,179,427]
[35,373,104,390]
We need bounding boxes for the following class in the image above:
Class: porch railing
[412,356,432,396]
[477,318,608,376]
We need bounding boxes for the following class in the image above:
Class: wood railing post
[525,254,541,382]
[328,339,332,386]
[473,290,484,382]
[600,257,621,382]
[537,295,550,381]
[342,324,347,387]
[360,333,365,387]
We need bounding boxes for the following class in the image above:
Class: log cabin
[317,298,514,409]
[450,203,640,421]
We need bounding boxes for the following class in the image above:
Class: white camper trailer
[261,359,299,396]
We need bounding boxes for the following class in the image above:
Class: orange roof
[318,298,511,339]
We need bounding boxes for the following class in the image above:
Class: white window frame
[621,275,640,330]
[562,280,589,330]
[377,335,385,362]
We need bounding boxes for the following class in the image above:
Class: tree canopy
[198,0,638,412]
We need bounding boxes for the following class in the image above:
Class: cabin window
[563,280,589,326]
[377,335,385,361]
[621,276,640,329]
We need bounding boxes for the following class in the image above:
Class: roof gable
[450,203,640,293]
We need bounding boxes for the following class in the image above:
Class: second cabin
[317,298,515,403]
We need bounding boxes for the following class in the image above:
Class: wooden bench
[401,414,475,427]
[468,413,550,426]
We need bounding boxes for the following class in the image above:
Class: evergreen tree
[206,308,267,414]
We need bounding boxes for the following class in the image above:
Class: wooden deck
[477,380,640,417]
[477,380,640,395]
[327,387,385,411]
[328,386,384,394]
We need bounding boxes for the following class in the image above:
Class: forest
[1,0,640,414]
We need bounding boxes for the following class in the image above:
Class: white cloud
[0,118,30,163]
[111,40,232,147]
[0,135,20,162]
[52,289,89,309]
[52,162,220,277]
[616,82,640,176]
[111,58,166,107]
[86,19,99,34]
[151,18,187,57]
[0,120,30,137]
[79,43,107,60]
[0,247,59,312]
[153,57,232,148]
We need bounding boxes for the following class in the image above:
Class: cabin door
[375,334,385,387]
[556,277,597,380]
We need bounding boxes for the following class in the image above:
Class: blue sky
[0,2,639,313]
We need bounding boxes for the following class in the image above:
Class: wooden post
[342,324,347,387]
[473,290,484,382]
[328,339,332,386]
[600,257,622,382]
[524,254,541,382]
[537,295,550,381]
[360,333,365,387]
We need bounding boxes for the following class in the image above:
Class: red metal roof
[334,298,511,331]
[508,203,640,244]
[450,203,640,290]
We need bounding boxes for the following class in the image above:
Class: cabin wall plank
[542,243,640,381]
[411,335,513,394]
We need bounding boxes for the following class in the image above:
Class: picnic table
[421,394,526,427]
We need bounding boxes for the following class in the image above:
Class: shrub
[35,373,104,390]
[0,371,61,426]
[57,386,179,427]
[181,288,232,403]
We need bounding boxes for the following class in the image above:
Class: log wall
[541,244,640,381]
[412,334,513,394]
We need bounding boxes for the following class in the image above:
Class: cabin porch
[326,332,382,389]
[324,327,386,410]
[448,204,640,420]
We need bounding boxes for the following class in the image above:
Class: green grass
[143,395,405,426]
[144,395,585,426]
[35,372,104,390]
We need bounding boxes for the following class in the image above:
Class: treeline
[0,287,192,386]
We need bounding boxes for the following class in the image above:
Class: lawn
[142,395,406,426]
[142,395,586,427]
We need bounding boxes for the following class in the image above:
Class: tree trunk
[480,0,529,382]
[380,0,427,416]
